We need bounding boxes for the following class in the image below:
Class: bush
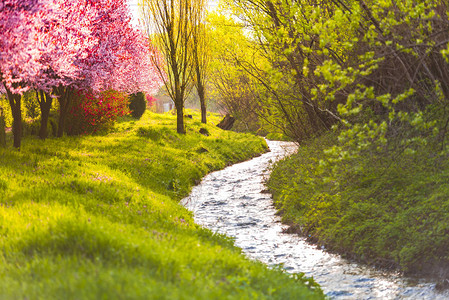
[129,92,146,119]
[48,115,58,136]
[268,130,449,278]
[0,95,12,127]
[67,90,129,135]
[0,114,5,147]
[266,132,292,141]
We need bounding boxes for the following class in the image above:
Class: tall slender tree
[140,0,203,133]
[192,4,209,124]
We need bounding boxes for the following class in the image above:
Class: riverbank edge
[0,111,324,299]
[267,133,449,288]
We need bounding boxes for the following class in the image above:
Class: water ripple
[182,140,448,300]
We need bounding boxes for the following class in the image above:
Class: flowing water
[182,140,449,299]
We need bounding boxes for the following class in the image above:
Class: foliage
[0,90,48,129]
[218,0,340,140]
[268,130,449,278]
[221,0,449,146]
[22,115,58,137]
[66,90,129,136]
[0,111,322,299]
[265,132,292,142]
[207,13,267,134]
[0,114,5,147]
[0,94,14,127]
[129,92,146,119]
[146,95,156,106]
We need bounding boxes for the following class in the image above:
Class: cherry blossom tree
[0,0,51,147]
[33,0,97,139]
[1,0,162,145]
[52,0,162,137]
[0,0,95,142]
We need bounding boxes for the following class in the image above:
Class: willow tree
[141,0,204,133]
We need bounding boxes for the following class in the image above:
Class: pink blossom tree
[32,0,97,139]
[1,0,162,146]
[52,0,162,137]
[0,0,51,147]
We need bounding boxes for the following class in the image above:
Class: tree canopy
[1,0,162,146]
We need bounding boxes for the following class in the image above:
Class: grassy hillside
[268,132,449,281]
[0,111,322,299]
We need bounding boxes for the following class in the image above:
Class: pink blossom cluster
[146,95,157,106]
[0,0,163,95]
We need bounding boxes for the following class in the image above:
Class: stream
[182,140,449,299]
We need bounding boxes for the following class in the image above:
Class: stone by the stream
[199,128,210,136]
[217,114,235,130]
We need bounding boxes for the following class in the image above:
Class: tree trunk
[175,99,186,134]
[198,84,207,124]
[56,87,73,137]
[217,114,235,130]
[200,99,207,124]
[37,91,53,139]
[5,86,22,148]
[11,95,22,148]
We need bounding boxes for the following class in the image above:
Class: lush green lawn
[268,132,449,279]
[0,111,322,299]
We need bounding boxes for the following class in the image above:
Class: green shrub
[129,92,146,119]
[266,132,292,141]
[49,115,58,136]
[0,95,13,127]
[0,114,6,147]
[22,119,40,136]
[268,130,449,278]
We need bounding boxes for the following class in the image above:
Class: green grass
[0,110,322,299]
[265,133,292,142]
[268,132,449,279]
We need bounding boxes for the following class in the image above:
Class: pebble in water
[182,140,449,300]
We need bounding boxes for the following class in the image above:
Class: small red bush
[67,90,129,135]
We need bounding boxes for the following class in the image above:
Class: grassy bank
[268,132,449,280]
[0,111,322,299]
